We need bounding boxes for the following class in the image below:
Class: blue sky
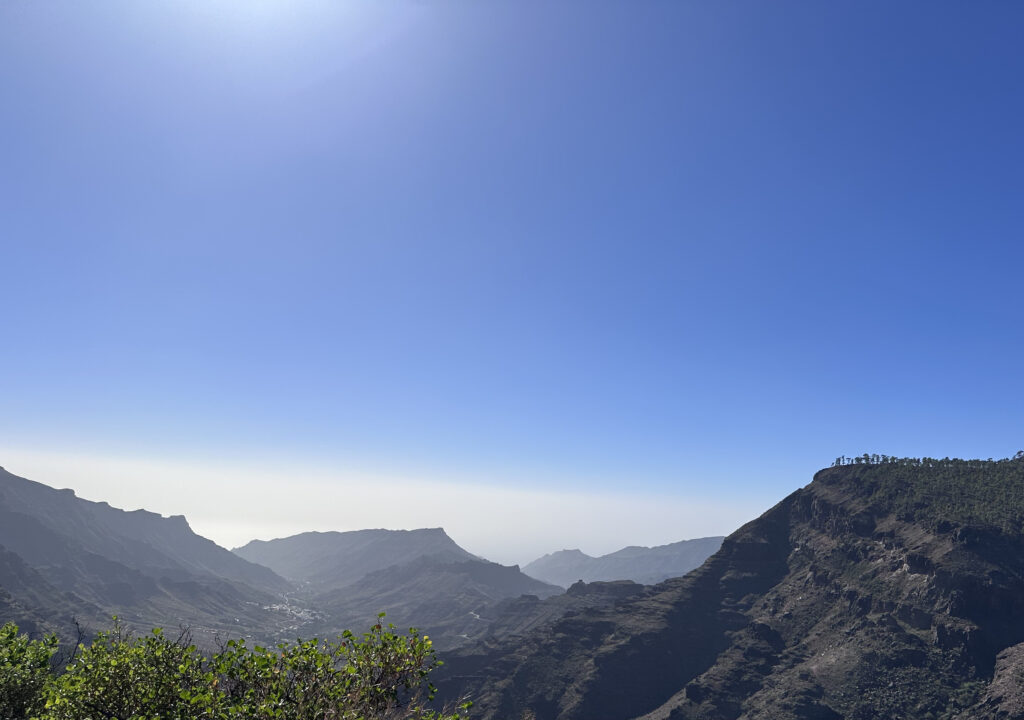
[2,1,1023,563]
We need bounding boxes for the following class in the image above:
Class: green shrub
[0,622,57,720]
[43,620,209,720]
[208,614,452,719]
[0,615,468,720]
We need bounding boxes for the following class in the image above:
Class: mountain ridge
[523,537,724,587]
[233,527,478,588]
[233,526,561,649]
[435,455,1024,720]
[0,466,293,643]
[0,465,571,651]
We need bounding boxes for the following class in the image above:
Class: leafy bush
[207,614,450,719]
[0,622,57,720]
[43,621,209,720]
[0,615,468,720]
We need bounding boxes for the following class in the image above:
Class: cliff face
[0,467,292,644]
[437,458,1024,720]
[0,467,289,596]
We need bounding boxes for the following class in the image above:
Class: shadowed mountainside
[2,464,737,659]
[523,537,724,588]
[235,528,562,649]
[306,556,563,649]
[435,455,1024,720]
[0,542,103,640]
[0,465,567,651]
[234,528,478,588]
[0,466,293,643]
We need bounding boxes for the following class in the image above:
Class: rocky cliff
[436,456,1024,720]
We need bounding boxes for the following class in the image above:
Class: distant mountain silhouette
[0,466,292,643]
[523,537,724,587]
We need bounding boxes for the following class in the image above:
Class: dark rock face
[966,641,1024,719]
[435,458,1024,720]
[469,580,647,652]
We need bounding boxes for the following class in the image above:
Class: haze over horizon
[3,2,1023,566]
[0,451,747,565]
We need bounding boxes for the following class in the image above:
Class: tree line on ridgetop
[826,451,1024,533]
[832,450,1024,467]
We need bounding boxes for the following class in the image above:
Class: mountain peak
[233,526,477,586]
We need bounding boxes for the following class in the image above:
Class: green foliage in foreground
[0,615,469,720]
[0,622,57,719]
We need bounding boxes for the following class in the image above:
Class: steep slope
[459,579,647,651]
[0,543,104,638]
[436,455,1024,720]
[0,466,292,643]
[233,528,476,588]
[305,557,562,649]
[524,537,724,588]
[236,528,563,649]
[0,467,287,594]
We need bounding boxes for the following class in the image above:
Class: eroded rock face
[963,642,1024,720]
[435,458,1024,720]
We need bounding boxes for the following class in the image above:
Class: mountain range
[11,455,1021,719]
[0,466,581,650]
[234,528,479,587]
[0,465,292,644]
[523,537,725,588]
[434,455,1024,720]
[234,529,561,648]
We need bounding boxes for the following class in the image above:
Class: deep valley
[5,455,1024,719]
